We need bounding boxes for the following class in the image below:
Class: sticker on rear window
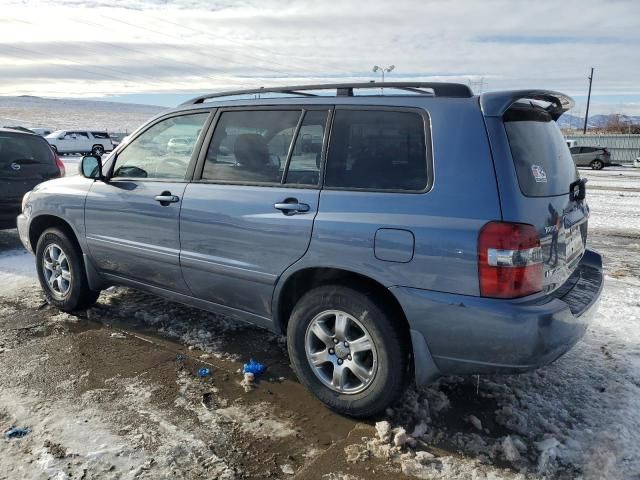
[531,165,547,183]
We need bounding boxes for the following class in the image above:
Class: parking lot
[0,167,639,479]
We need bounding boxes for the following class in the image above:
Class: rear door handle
[155,191,180,205]
[274,200,310,214]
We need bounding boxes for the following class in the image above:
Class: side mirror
[80,155,104,179]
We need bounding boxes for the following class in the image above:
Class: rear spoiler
[480,90,575,121]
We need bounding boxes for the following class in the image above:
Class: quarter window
[325,110,429,191]
[202,110,302,184]
[112,112,208,180]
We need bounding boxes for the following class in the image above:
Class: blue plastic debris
[243,358,267,376]
[197,367,211,377]
[4,427,30,439]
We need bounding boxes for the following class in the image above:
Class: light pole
[583,67,594,134]
[372,65,395,83]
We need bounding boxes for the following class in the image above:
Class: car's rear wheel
[92,145,104,156]
[287,285,408,417]
[591,159,604,170]
[36,227,100,311]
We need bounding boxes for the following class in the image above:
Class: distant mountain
[0,96,165,133]
[558,113,640,130]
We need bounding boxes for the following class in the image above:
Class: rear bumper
[394,249,603,384]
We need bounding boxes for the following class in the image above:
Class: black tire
[36,227,100,311]
[92,145,104,156]
[287,285,408,417]
[591,159,604,170]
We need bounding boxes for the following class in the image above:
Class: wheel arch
[29,214,82,254]
[273,266,413,352]
[29,214,106,291]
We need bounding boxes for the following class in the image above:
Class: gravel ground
[0,167,638,479]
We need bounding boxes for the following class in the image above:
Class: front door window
[112,113,209,180]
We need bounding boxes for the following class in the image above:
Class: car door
[85,111,212,293]
[179,107,330,323]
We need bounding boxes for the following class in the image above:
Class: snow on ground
[369,169,640,479]
[0,231,35,298]
[0,169,638,479]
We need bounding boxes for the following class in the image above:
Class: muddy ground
[1,168,639,479]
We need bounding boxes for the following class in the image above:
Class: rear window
[325,109,429,192]
[504,106,578,197]
[0,132,53,166]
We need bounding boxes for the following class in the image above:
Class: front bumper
[16,213,32,252]
[394,249,604,384]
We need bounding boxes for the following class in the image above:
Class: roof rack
[182,82,474,105]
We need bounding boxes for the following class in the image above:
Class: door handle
[274,199,310,214]
[155,191,180,205]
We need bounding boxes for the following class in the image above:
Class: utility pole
[583,67,594,134]
[372,65,395,82]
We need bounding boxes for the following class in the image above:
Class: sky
[1,0,639,115]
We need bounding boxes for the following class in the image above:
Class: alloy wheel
[42,243,72,299]
[305,309,378,394]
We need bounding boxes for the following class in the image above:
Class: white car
[30,127,53,136]
[46,130,114,156]
[166,137,195,155]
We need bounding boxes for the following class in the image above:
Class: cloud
[0,0,638,114]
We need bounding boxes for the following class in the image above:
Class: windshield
[504,106,578,197]
[46,130,65,139]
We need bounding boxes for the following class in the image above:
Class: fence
[564,134,640,165]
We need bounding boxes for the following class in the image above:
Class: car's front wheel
[591,159,604,170]
[287,285,408,417]
[92,145,105,156]
[36,227,100,311]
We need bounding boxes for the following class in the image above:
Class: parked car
[166,137,196,155]
[30,128,53,137]
[0,128,64,229]
[569,145,611,169]
[16,83,603,417]
[45,130,114,156]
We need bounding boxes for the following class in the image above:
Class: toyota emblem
[10,162,20,171]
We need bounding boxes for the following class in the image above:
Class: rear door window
[284,110,329,186]
[503,106,578,197]
[325,109,429,192]
[202,110,302,185]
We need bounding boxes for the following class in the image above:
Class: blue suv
[17,83,604,417]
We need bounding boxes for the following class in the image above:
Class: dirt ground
[0,168,639,480]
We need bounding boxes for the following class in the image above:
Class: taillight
[478,221,543,299]
[54,153,65,177]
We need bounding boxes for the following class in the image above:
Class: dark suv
[1,128,65,229]
[16,83,604,417]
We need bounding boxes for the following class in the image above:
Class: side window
[112,112,208,180]
[202,110,301,184]
[91,132,110,139]
[325,109,429,191]
[569,146,580,154]
[285,110,329,186]
[581,147,594,153]
[73,132,89,139]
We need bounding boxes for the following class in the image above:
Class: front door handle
[155,191,180,206]
[274,199,310,215]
